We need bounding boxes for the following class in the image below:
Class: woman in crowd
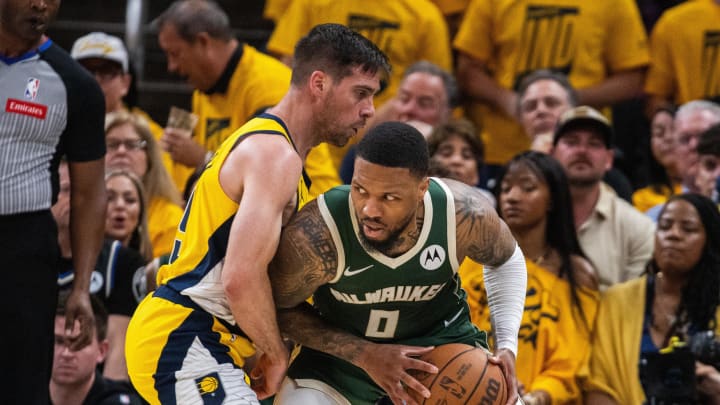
[585,193,720,404]
[459,151,599,405]
[632,107,682,212]
[426,118,495,205]
[427,118,483,186]
[102,170,153,380]
[105,112,184,258]
[105,170,153,262]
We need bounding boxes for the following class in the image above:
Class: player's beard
[357,210,416,256]
[317,92,357,147]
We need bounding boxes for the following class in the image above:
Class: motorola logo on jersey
[420,244,446,270]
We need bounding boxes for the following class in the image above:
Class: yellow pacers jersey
[645,0,720,104]
[157,113,310,323]
[460,258,599,404]
[454,0,649,165]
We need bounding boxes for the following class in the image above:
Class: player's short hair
[291,23,390,86]
[156,0,233,42]
[356,121,429,179]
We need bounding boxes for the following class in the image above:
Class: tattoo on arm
[278,303,366,365]
[449,179,516,267]
[270,202,338,308]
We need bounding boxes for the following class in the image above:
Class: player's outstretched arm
[278,303,437,405]
[220,135,302,398]
[446,178,526,405]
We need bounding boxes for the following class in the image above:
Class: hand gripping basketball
[408,343,508,405]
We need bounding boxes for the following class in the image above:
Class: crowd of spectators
[2,0,720,403]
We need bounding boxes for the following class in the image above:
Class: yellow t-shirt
[192,44,290,154]
[460,258,599,404]
[645,0,720,104]
[147,196,184,259]
[631,183,682,213]
[453,0,649,165]
[431,0,470,15]
[263,0,293,22]
[266,0,452,108]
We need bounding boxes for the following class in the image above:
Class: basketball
[408,343,508,405]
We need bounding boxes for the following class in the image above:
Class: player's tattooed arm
[277,302,366,364]
[269,201,338,308]
[445,179,516,267]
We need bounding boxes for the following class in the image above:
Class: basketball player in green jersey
[269,122,527,405]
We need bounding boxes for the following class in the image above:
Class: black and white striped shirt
[0,39,105,215]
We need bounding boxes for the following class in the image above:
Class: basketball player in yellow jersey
[125,23,389,405]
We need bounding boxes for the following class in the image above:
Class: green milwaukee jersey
[313,178,480,346]
[287,178,487,404]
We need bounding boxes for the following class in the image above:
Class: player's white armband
[482,244,527,356]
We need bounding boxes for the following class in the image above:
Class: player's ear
[309,70,328,98]
[418,177,430,201]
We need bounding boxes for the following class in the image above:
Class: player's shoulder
[438,177,494,211]
[233,132,301,167]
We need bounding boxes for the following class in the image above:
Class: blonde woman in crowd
[103,170,153,379]
[105,170,153,262]
[105,112,184,258]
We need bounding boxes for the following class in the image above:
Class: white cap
[71,32,129,72]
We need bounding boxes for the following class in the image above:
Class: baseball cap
[553,105,614,148]
[71,32,129,72]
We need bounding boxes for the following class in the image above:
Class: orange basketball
[408,343,508,405]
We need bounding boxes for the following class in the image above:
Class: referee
[0,1,106,403]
